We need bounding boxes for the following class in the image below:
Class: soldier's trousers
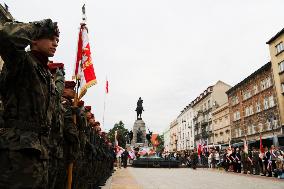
[253,161,260,175]
[0,149,48,189]
[242,161,248,173]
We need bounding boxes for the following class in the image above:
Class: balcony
[201,120,208,126]
[203,107,212,114]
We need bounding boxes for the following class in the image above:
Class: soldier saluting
[0,19,59,188]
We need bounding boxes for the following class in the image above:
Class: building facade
[169,119,178,152]
[192,81,231,146]
[177,105,194,151]
[163,126,170,152]
[267,29,284,134]
[212,102,231,145]
[227,62,281,143]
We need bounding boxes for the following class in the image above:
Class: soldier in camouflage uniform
[0,19,59,189]
[47,63,65,189]
[61,81,80,188]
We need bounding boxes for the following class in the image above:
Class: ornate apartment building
[169,119,178,152]
[177,105,194,151]
[267,28,284,134]
[163,126,170,152]
[192,81,231,146]
[212,102,231,145]
[226,62,281,143]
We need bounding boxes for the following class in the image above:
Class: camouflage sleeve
[0,22,36,67]
[55,68,65,96]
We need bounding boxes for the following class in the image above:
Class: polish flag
[73,23,97,99]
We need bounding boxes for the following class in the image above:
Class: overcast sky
[2,0,284,133]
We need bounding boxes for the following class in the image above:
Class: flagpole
[103,77,108,130]
[102,85,106,129]
[66,5,85,189]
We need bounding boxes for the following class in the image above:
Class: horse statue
[135,97,144,120]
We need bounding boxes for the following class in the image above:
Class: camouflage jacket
[0,22,52,158]
[48,69,65,159]
[62,97,80,162]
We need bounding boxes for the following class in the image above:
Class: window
[248,125,252,135]
[233,111,240,121]
[232,96,239,105]
[264,98,269,110]
[249,105,254,115]
[252,125,257,134]
[239,128,242,137]
[279,61,284,73]
[243,90,252,100]
[266,77,272,88]
[235,128,239,137]
[267,119,272,130]
[256,102,261,113]
[237,111,240,120]
[253,85,258,95]
[261,80,266,90]
[269,96,275,108]
[245,107,250,117]
[276,42,284,54]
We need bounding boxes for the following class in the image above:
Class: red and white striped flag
[73,24,97,99]
[106,79,109,94]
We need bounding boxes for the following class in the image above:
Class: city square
[1,0,284,189]
[104,167,284,189]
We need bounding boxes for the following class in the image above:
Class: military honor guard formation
[0,2,284,189]
[0,4,117,189]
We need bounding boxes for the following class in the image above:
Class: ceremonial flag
[151,134,160,147]
[260,134,264,153]
[73,24,97,99]
[197,143,202,157]
[114,130,118,147]
[106,79,109,94]
[244,136,248,154]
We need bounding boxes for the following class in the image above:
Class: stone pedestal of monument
[131,119,146,147]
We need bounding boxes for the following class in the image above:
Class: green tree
[108,121,129,148]
[156,134,164,153]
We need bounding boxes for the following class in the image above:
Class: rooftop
[226,62,271,95]
[266,27,284,44]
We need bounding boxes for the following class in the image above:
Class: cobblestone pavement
[105,167,284,189]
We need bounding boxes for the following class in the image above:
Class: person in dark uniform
[0,19,59,189]
[230,148,237,172]
[261,146,270,176]
[47,63,65,189]
[252,147,260,175]
[247,149,253,174]
[122,149,129,168]
[240,148,248,174]
[191,148,198,170]
[235,148,241,173]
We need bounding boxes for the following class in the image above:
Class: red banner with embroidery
[73,24,97,99]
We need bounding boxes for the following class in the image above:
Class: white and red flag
[106,79,109,94]
[73,24,97,99]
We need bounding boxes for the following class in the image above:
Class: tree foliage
[108,121,129,148]
[156,134,164,153]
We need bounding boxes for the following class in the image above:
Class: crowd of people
[221,145,284,178]
[0,19,116,188]
[162,145,284,179]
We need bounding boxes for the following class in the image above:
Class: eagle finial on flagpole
[82,4,86,23]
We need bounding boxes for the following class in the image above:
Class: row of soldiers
[222,145,284,178]
[0,18,115,188]
[48,64,116,189]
